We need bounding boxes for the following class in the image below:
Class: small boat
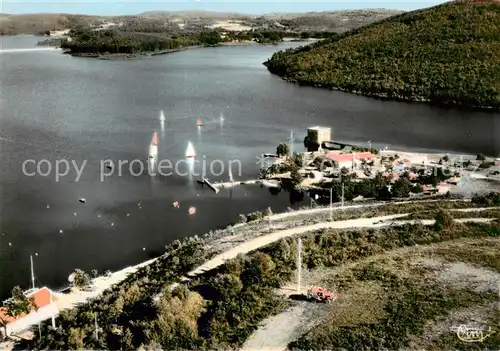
[186,142,196,158]
[172,201,179,208]
[149,132,159,160]
[151,132,159,146]
[79,198,86,204]
[188,207,196,215]
[197,118,203,127]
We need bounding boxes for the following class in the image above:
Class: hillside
[0,9,401,36]
[9,198,499,350]
[264,0,500,110]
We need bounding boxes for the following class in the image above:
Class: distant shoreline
[38,39,289,60]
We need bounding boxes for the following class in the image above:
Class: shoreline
[265,68,500,112]
[50,40,263,60]
[48,198,486,312]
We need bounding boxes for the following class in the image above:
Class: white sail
[159,110,165,122]
[186,141,196,158]
[149,132,159,159]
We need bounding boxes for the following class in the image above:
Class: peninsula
[264,0,500,110]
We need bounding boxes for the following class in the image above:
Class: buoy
[59,229,63,234]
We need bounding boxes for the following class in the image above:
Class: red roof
[327,152,375,163]
[0,287,58,324]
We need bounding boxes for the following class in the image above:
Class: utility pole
[330,186,333,221]
[341,182,345,208]
[297,237,302,292]
[94,313,99,341]
[30,255,35,290]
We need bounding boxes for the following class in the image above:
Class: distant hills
[264,0,500,110]
[0,9,402,36]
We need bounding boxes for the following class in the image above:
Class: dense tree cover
[27,205,500,349]
[264,0,500,109]
[61,25,337,56]
[61,29,206,55]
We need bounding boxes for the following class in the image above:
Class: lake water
[0,36,499,299]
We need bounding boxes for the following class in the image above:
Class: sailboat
[220,113,224,124]
[186,141,196,158]
[149,132,159,159]
[159,110,166,123]
[197,118,203,127]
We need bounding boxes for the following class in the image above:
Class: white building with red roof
[327,152,375,169]
[0,287,59,337]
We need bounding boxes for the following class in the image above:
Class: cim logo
[450,325,496,343]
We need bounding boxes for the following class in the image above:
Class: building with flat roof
[306,126,331,152]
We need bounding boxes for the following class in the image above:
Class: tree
[72,269,91,289]
[434,209,454,231]
[392,178,411,198]
[376,186,392,201]
[276,143,290,157]
[1,286,37,338]
[5,286,37,318]
[442,155,449,162]
[290,168,303,188]
[412,183,424,193]
[476,153,486,161]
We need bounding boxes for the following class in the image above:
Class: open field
[244,225,500,350]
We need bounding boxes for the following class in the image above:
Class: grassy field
[285,229,500,350]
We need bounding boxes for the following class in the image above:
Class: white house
[0,287,59,338]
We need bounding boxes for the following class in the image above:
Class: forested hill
[264,0,500,110]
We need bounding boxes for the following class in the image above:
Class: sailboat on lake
[149,132,159,159]
[186,141,196,158]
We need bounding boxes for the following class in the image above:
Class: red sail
[152,132,159,146]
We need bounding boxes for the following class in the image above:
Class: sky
[1,0,449,16]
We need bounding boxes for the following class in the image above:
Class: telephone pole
[330,186,333,220]
[30,255,35,290]
[94,313,99,340]
[341,182,345,208]
[297,237,302,292]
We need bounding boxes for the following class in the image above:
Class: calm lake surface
[1,36,499,298]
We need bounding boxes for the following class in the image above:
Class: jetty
[201,178,220,194]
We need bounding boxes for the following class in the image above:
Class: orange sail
[151,132,159,146]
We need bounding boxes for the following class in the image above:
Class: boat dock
[202,178,220,193]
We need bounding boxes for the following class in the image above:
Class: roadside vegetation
[264,0,500,110]
[26,205,500,349]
